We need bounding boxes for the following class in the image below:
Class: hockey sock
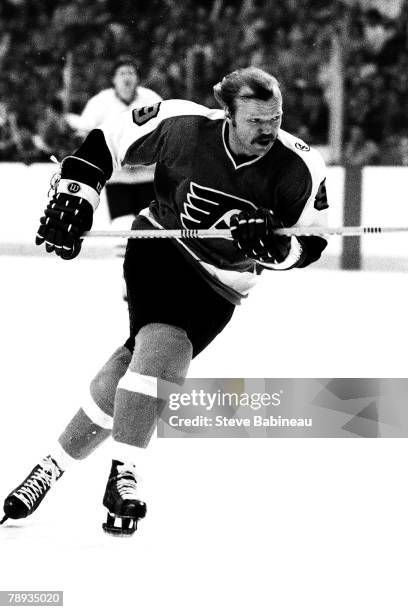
[112,324,193,448]
[48,442,78,472]
[58,346,132,460]
[110,439,145,468]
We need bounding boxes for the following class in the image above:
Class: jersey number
[314,179,328,210]
[132,102,162,126]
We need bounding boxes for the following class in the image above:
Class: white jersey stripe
[256,236,303,270]
[139,207,258,296]
[277,129,327,229]
[82,392,113,429]
[118,371,158,397]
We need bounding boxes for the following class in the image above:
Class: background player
[2,68,329,537]
[69,55,162,292]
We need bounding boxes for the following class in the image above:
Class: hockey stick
[83,226,408,239]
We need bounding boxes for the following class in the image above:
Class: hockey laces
[14,458,60,509]
[47,155,62,198]
[116,466,139,500]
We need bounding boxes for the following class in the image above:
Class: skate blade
[0,515,8,525]
[102,513,139,537]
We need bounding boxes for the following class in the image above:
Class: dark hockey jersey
[73,99,329,303]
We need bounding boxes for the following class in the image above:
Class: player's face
[113,65,139,103]
[227,97,283,157]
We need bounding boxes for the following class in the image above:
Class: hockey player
[78,56,162,133]
[71,55,162,295]
[76,55,162,218]
[2,68,329,536]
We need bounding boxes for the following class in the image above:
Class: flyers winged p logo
[181,182,257,233]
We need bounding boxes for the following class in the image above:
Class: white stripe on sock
[82,392,113,429]
[118,371,158,397]
[111,439,144,467]
[49,442,77,471]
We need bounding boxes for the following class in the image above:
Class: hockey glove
[36,193,94,260]
[36,157,105,260]
[230,208,291,263]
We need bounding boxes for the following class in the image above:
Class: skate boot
[1,456,63,524]
[102,460,146,537]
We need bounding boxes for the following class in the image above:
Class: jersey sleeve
[61,99,222,195]
[294,165,329,269]
[99,99,220,170]
[138,87,163,105]
[259,147,329,271]
[99,99,166,169]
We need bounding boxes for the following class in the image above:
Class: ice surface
[0,254,407,612]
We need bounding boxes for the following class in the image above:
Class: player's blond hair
[213,67,281,115]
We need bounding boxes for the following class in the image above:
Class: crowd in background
[1,0,408,165]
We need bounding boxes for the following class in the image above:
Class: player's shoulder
[159,99,224,122]
[277,129,326,174]
[128,99,223,134]
[129,99,224,134]
[136,86,162,99]
[102,99,223,137]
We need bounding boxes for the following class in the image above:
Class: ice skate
[1,456,63,524]
[102,460,146,537]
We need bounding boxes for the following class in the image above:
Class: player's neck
[224,122,258,162]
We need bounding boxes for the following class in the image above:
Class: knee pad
[113,324,192,447]
[88,345,132,422]
[130,323,192,383]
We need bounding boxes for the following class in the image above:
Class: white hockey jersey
[79,86,162,133]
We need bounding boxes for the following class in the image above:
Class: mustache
[252,135,275,145]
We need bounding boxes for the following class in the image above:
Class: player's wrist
[59,156,105,211]
[256,236,304,269]
[57,179,100,211]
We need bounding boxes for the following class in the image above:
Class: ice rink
[1,250,408,612]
